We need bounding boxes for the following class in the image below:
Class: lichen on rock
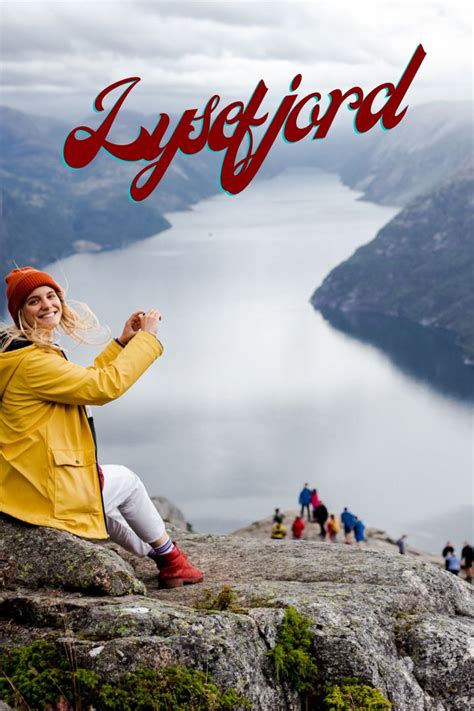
[0,514,144,596]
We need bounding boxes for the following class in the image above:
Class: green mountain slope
[311,164,474,359]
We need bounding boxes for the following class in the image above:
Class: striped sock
[148,537,175,558]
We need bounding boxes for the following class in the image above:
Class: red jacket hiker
[292,516,305,539]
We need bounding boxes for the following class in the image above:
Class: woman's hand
[118,309,162,345]
[140,309,162,337]
[118,311,147,345]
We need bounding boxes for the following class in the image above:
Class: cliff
[1,511,472,710]
[334,101,473,207]
[311,165,474,362]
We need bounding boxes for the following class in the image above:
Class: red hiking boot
[154,544,204,589]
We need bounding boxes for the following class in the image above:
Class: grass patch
[0,639,250,710]
[323,677,392,709]
[195,586,284,613]
[194,585,247,613]
[245,594,283,609]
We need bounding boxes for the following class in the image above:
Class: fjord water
[48,169,473,553]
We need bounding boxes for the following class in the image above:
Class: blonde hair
[0,291,110,353]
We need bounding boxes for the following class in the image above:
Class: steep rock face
[0,515,473,710]
[338,101,473,207]
[311,165,474,359]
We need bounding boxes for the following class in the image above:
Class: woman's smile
[37,310,59,323]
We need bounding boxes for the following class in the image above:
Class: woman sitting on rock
[0,266,203,589]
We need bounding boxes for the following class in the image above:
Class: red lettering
[219,76,302,194]
[206,101,245,152]
[380,44,427,129]
[313,88,363,139]
[354,83,393,133]
[354,45,427,132]
[62,45,426,200]
[283,93,321,142]
[129,109,198,201]
[63,77,141,167]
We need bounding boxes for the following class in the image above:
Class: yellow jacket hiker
[0,332,162,539]
[0,266,204,589]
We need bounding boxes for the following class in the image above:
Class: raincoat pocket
[51,448,100,518]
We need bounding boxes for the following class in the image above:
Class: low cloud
[1,0,471,118]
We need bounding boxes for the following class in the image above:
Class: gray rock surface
[232,511,446,570]
[0,515,144,596]
[0,515,473,710]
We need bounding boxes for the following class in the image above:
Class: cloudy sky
[0,0,472,120]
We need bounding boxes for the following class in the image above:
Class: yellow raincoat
[0,331,163,539]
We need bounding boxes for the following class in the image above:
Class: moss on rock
[267,605,318,699]
[267,608,393,710]
[0,640,250,710]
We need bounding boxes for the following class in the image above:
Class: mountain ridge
[311,163,474,363]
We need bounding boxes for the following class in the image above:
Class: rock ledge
[0,515,473,710]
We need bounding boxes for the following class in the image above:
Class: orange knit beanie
[5,267,62,324]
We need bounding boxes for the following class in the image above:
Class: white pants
[101,464,166,557]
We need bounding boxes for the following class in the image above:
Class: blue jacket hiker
[299,484,312,521]
[341,508,355,531]
[341,507,356,544]
[353,517,365,544]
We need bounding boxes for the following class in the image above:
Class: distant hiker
[341,507,356,544]
[314,502,329,538]
[298,484,312,521]
[353,517,366,547]
[396,535,408,555]
[273,508,285,524]
[271,521,287,540]
[311,488,321,520]
[461,541,473,583]
[442,542,455,570]
[327,514,340,542]
[446,551,461,576]
[292,515,305,540]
